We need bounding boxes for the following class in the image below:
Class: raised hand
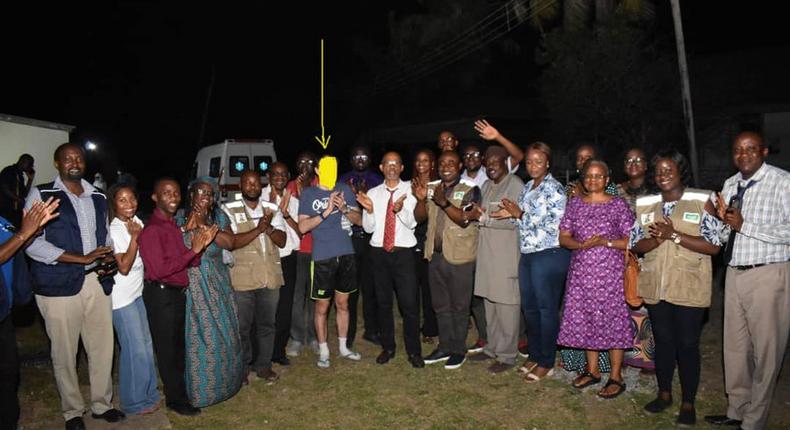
[125,219,142,237]
[432,182,448,207]
[20,197,60,238]
[296,172,308,195]
[715,193,728,220]
[392,194,407,214]
[499,198,523,219]
[279,189,292,214]
[356,192,373,213]
[257,208,273,232]
[474,119,500,141]
[411,177,428,201]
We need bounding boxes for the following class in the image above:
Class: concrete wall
[0,119,70,186]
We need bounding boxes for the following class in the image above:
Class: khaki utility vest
[424,179,478,265]
[225,201,284,291]
[635,188,712,308]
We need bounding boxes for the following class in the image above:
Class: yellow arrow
[314,39,331,149]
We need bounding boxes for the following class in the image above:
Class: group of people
[0,123,786,430]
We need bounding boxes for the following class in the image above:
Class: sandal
[517,360,539,375]
[597,378,626,399]
[524,367,555,384]
[572,371,602,389]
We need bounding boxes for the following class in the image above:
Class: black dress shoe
[704,415,742,427]
[363,332,382,346]
[167,402,202,416]
[91,408,126,422]
[376,350,395,364]
[272,356,291,366]
[65,417,85,430]
[408,354,425,368]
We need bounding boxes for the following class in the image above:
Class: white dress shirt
[261,185,301,257]
[362,180,418,248]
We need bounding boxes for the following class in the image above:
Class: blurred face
[379,152,404,181]
[351,148,371,171]
[525,149,549,180]
[484,154,507,183]
[654,158,682,193]
[414,151,434,176]
[438,131,458,152]
[268,163,289,191]
[153,180,181,215]
[191,182,214,211]
[437,152,462,183]
[624,149,647,179]
[582,163,609,194]
[462,146,482,172]
[575,145,595,171]
[732,133,768,179]
[113,188,137,222]
[55,145,85,181]
[240,171,262,202]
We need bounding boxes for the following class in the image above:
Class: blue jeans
[519,248,570,369]
[112,296,160,414]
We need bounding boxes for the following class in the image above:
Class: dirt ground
[15,282,789,430]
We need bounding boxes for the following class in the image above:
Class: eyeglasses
[625,157,645,165]
[194,188,214,196]
[463,151,481,159]
[583,174,608,180]
[439,136,457,143]
[352,155,369,162]
[382,160,400,167]
[297,159,315,166]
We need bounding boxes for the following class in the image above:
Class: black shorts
[310,254,357,300]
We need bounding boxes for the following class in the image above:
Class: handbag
[624,248,642,307]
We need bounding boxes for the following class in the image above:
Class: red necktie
[383,189,396,252]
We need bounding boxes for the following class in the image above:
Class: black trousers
[272,253,297,361]
[0,315,19,430]
[347,233,379,346]
[429,253,475,355]
[414,249,438,337]
[646,300,706,404]
[143,282,189,407]
[371,247,422,356]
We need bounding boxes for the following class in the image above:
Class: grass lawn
[15,286,790,429]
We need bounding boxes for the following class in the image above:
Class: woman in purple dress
[557,160,635,399]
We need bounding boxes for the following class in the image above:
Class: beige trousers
[482,299,521,365]
[36,273,114,421]
[724,262,790,430]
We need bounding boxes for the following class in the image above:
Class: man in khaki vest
[413,151,481,370]
[222,170,286,383]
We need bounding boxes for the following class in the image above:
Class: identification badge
[640,212,655,225]
[453,191,465,200]
[234,213,248,224]
[682,212,701,224]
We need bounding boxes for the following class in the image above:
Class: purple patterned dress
[557,197,634,350]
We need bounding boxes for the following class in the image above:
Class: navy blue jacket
[28,183,113,296]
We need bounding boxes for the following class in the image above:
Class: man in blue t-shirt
[298,156,363,369]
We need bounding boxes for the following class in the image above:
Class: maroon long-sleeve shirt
[138,208,200,287]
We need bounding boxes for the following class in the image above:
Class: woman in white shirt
[108,184,161,415]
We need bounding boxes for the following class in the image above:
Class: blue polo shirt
[0,216,15,307]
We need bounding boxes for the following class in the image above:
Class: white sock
[338,337,351,356]
[319,342,330,359]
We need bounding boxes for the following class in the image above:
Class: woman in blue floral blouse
[499,142,571,383]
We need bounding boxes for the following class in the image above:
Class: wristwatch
[670,232,682,244]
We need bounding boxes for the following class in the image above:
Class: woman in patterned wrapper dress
[179,177,244,407]
[557,159,635,399]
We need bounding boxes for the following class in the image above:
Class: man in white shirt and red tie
[356,151,424,368]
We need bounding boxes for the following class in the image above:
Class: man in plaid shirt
[705,131,790,430]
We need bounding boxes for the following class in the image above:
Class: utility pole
[197,65,216,149]
[670,0,700,187]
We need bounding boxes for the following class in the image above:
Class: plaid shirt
[719,163,790,266]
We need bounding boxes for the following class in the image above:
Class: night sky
[2,1,788,188]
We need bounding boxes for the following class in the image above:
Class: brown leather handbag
[624,249,643,307]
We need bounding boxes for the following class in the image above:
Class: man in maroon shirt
[138,178,216,416]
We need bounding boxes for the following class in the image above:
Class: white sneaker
[340,351,361,361]
[286,341,303,357]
